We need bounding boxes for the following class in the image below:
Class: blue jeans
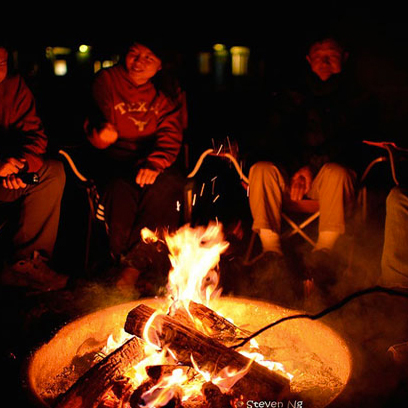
[380,186,408,287]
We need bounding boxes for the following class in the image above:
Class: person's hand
[135,168,160,187]
[0,158,27,189]
[290,166,313,201]
[88,123,118,149]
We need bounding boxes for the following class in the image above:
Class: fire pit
[27,296,351,407]
[27,224,352,407]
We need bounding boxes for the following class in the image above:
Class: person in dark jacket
[248,36,378,292]
[85,41,187,293]
[0,44,67,291]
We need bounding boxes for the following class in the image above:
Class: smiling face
[306,39,347,81]
[125,43,162,86]
[0,47,8,84]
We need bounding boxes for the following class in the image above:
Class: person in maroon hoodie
[86,41,186,293]
[0,44,67,291]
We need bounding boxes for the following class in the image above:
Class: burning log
[202,382,232,407]
[128,365,191,408]
[55,337,145,408]
[125,304,291,401]
[96,377,134,408]
[171,301,251,346]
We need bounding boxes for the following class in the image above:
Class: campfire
[27,223,352,408]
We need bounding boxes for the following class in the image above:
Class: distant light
[54,60,67,76]
[52,47,71,56]
[230,46,250,76]
[102,60,114,68]
[79,44,90,53]
[213,43,226,52]
[94,61,102,73]
[45,47,53,59]
[198,52,211,75]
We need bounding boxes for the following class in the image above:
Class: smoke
[216,194,408,406]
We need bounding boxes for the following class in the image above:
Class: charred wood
[171,301,251,346]
[125,304,291,401]
[54,337,145,408]
[202,382,232,408]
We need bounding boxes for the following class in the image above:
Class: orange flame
[191,353,255,392]
[117,223,293,404]
[140,368,186,407]
[164,223,229,312]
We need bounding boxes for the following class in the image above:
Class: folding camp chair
[58,149,106,272]
[184,147,249,223]
[184,147,321,264]
[243,141,408,265]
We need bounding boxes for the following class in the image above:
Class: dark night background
[1,2,408,407]
[3,2,408,147]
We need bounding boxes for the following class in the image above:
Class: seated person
[248,35,379,291]
[0,44,67,291]
[85,40,186,292]
[380,186,408,288]
[380,178,408,367]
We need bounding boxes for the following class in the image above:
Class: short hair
[304,32,348,56]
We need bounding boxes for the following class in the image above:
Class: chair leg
[281,212,319,248]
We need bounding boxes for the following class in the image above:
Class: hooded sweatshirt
[91,64,183,172]
[0,73,47,172]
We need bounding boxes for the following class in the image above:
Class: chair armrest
[58,149,89,183]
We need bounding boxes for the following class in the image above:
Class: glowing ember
[28,297,352,408]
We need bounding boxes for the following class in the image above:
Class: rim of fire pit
[26,296,352,407]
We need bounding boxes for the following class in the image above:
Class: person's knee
[320,162,355,184]
[386,186,408,214]
[41,160,66,194]
[249,161,281,181]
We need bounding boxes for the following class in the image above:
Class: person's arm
[9,76,47,172]
[144,98,183,172]
[289,165,313,201]
[135,97,183,187]
[0,157,27,189]
[86,70,118,149]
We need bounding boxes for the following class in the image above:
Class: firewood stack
[54,302,294,408]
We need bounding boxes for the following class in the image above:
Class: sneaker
[0,251,68,292]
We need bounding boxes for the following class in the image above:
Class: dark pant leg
[102,177,140,258]
[102,167,185,259]
[0,159,66,261]
[130,167,185,243]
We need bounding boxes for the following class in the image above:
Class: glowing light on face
[125,43,162,86]
[306,39,346,81]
